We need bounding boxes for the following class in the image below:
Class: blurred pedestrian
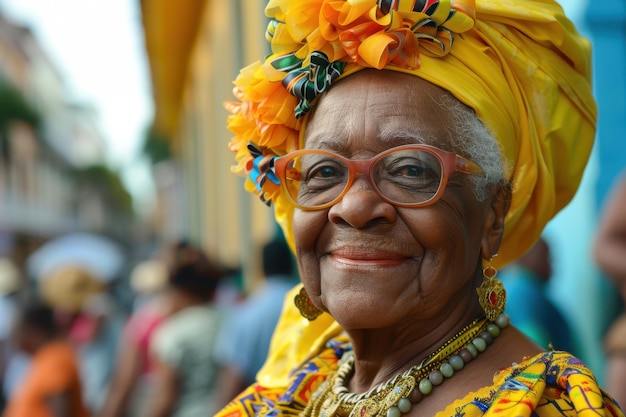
[0,258,21,412]
[98,260,169,417]
[594,174,626,406]
[213,238,295,408]
[144,242,223,417]
[500,237,574,352]
[3,303,89,417]
[39,266,122,414]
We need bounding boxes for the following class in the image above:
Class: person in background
[594,173,626,407]
[4,266,105,413]
[39,266,123,415]
[3,303,89,417]
[500,237,574,352]
[0,258,21,412]
[144,242,223,417]
[98,260,169,417]
[213,238,295,407]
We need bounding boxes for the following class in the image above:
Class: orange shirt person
[3,304,89,417]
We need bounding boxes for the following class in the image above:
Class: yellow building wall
[146,1,277,289]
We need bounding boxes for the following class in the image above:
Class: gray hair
[441,96,510,201]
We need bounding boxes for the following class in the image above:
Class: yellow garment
[256,285,341,388]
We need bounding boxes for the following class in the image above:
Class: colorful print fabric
[215,339,624,417]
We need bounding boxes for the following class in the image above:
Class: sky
[0,0,155,212]
[0,0,587,214]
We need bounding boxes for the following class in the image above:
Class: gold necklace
[300,314,509,417]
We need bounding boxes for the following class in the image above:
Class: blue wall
[587,0,626,206]
[542,0,626,381]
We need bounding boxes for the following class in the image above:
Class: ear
[480,182,512,261]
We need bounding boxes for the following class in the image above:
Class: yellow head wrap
[227,0,596,268]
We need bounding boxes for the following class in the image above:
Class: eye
[300,157,347,191]
[301,157,345,181]
[377,153,441,190]
[310,165,341,179]
[395,164,427,178]
[387,158,431,178]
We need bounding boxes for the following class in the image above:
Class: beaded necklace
[301,314,510,417]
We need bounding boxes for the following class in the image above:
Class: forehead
[303,69,461,153]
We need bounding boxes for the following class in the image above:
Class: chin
[324,298,401,330]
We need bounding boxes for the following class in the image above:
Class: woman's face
[293,70,505,329]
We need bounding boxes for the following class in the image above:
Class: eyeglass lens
[282,149,444,208]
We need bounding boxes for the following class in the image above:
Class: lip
[328,248,415,267]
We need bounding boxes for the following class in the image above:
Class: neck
[346,298,483,393]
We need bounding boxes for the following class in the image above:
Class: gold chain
[301,318,489,417]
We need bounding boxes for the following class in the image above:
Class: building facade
[0,10,117,264]
[142,0,275,286]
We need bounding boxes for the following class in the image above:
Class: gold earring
[294,287,323,321]
[476,254,507,321]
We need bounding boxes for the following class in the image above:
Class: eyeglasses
[273,144,483,211]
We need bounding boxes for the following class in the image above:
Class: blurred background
[0,0,622,386]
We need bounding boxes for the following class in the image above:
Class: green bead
[466,343,478,357]
[472,337,487,352]
[449,355,465,371]
[387,407,401,417]
[496,313,510,329]
[440,362,454,378]
[418,378,433,395]
[487,323,501,337]
[398,398,412,413]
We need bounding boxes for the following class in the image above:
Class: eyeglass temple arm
[455,155,483,176]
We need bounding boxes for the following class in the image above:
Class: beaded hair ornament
[225,0,476,207]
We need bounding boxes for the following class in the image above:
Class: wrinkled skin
[295,70,504,331]
[291,70,530,399]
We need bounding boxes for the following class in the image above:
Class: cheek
[405,199,486,275]
[293,210,328,296]
[454,212,488,266]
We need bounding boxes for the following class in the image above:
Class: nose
[328,176,397,228]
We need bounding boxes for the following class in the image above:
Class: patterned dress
[215,337,624,417]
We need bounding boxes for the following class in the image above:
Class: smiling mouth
[329,250,414,267]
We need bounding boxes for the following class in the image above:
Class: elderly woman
[217,1,623,416]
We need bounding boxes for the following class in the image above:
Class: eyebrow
[305,128,432,152]
[304,121,352,152]
[378,128,428,145]
[308,137,352,153]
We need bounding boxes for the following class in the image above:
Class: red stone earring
[476,254,507,321]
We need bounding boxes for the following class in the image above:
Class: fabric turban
[226,0,596,267]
